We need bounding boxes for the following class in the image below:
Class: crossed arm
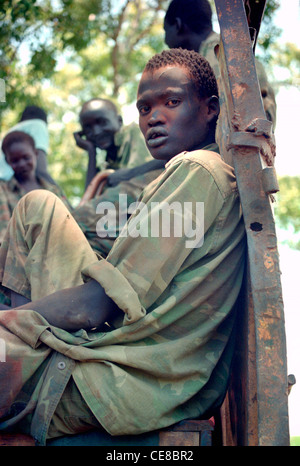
[13,279,122,332]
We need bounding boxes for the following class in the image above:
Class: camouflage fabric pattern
[101,122,152,170]
[0,175,72,245]
[73,166,165,257]
[0,175,71,306]
[0,189,97,301]
[0,147,246,445]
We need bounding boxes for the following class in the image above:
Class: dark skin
[163,13,276,128]
[13,280,121,332]
[137,66,219,162]
[164,16,212,53]
[6,65,219,332]
[5,140,43,192]
[73,100,123,189]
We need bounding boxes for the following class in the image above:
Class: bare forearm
[73,132,98,189]
[17,279,121,332]
[85,148,98,189]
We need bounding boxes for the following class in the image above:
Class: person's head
[20,105,48,124]
[1,131,38,181]
[137,48,219,163]
[79,98,123,150]
[164,0,212,51]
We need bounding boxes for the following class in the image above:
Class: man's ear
[174,17,183,33]
[207,95,220,120]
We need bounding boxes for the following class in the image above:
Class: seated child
[0,130,71,244]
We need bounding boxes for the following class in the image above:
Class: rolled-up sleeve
[81,259,146,325]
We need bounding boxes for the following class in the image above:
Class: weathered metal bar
[214,0,289,446]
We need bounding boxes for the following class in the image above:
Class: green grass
[291,436,300,446]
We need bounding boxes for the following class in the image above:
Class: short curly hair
[144,48,218,100]
[2,131,36,159]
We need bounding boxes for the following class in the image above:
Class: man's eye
[166,99,180,107]
[95,118,106,125]
[138,106,150,115]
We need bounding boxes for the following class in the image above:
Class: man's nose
[91,123,103,135]
[16,159,26,168]
[148,109,165,126]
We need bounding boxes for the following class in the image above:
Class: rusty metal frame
[214,0,289,446]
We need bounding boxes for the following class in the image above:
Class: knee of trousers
[19,190,64,213]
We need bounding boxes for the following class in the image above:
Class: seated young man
[0,49,246,445]
[73,97,152,189]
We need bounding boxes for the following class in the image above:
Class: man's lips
[17,169,31,177]
[146,127,168,148]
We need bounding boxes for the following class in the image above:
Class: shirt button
[57,361,66,370]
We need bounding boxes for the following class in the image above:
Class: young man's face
[137,65,218,162]
[80,102,122,150]
[5,141,37,181]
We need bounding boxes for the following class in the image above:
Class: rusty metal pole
[214,0,289,446]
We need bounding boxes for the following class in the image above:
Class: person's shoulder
[166,144,220,169]
[10,119,47,132]
[167,148,226,172]
[167,147,237,198]
[200,30,220,46]
[0,177,15,194]
[117,122,141,140]
[124,121,138,130]
[0,175,16,186]
[114,122,132,144]
[186,147,226,167]
[208,31,220,43]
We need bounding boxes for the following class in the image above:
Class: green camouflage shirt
[97,122,152,171]
[73,164,165,257]
[0,146,246,445]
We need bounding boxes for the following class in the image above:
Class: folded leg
[0,190,98,302]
